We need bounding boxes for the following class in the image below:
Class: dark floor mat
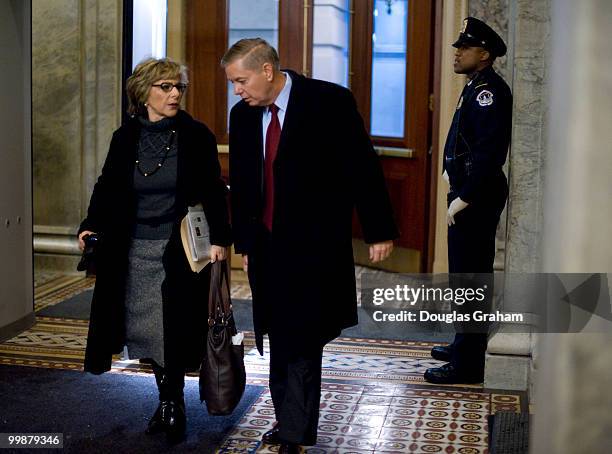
[0,364,263,453]
[488,412,530,454]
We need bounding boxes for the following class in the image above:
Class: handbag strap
[207,261,232,326]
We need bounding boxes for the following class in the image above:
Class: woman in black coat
[77,58,231,442]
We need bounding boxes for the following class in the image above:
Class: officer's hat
[453,17,507,58]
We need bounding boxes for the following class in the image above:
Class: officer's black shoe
[424,363,484,384]
[430,345,453,362]
[278,442,301,454]
[164,399,186,444]
[262,424,281,444]
[146,401,169,435]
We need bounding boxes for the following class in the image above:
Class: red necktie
[263,104,281,231]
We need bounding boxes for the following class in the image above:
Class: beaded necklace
[135,129,176,177]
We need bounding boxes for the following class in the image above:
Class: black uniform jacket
[229,70,399,354]
[79,110,231,374]
[443,65,512,205]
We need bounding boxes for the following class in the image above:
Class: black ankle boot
[147,366,170,435]
[148,363,186,442]
[164,398,186,443]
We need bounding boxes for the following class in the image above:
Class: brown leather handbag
[199,260,246,416]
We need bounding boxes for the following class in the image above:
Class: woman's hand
[78,230,96,251]
[210,245,227,263]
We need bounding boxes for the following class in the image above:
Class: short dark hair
[221,38,280,71]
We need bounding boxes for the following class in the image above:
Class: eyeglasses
[152,82,188,93]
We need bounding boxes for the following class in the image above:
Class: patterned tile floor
[0,273,525,453]
[221,383,519,453]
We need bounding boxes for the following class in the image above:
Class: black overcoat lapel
[243,105,265,196]
[275,70,304,165]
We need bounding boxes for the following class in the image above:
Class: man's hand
[447,197,469,226]
[369,241,393,263]
[242,254,248,273]
[78,230,96,251]
[210,245,227,263]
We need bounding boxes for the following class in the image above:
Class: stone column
[533,1,612,450]
[33,0,122,273]
[483,0,550,391]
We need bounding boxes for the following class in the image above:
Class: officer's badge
[461,19,468,33]
[476,90,494,106]
[457,96,463,110]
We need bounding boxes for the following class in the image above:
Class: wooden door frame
[185,0,229,142]
[279,0,313,76]
[425,0,444,272]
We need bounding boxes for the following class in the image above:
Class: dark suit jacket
[229,70,398,353]
[79,110,231,373]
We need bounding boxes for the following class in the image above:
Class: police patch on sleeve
[476,90,494,107]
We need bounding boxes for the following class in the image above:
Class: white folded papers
[180,203,211,273]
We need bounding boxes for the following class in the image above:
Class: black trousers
[268,330,324,445]
[246,227,325,445]
[447,183,506,374]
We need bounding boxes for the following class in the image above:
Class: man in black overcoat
[222,38,398,452]
[425,18,512,384]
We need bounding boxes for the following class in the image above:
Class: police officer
[425,17,512,384]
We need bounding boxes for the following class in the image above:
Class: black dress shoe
[278,442,301,454]
[165,399,186,444]
[146,401,169,435]
[424,363,483,384]
[430,345,453,362]
[262,425,281,444]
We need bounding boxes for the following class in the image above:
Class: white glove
[447,197,469,226]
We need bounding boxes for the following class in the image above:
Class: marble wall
[33,0,83,229]
[468,0,511,84]
[503,0,550,273]
[33,0,122,271]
